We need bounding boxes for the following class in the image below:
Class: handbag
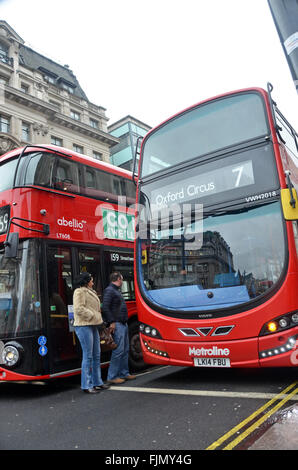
[99,324,117,352]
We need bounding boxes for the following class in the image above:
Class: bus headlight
[139,322,162,339]
[260,311,298,336]
[1,342,23,367]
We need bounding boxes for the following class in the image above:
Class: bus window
[103,250,135,300]
[54,158,79,193]
[85,168,96,188]
[125,178,136,203]
[23,152,80,193]
[78,248,102,300]
[0,240,42,337]
[141,92,269,177]
[80,165,135,206]
[24,152,56,187]
[0,157,18,191]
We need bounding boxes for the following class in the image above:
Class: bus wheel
[128,319,146,371]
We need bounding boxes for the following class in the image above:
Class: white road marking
[109,385,298,401]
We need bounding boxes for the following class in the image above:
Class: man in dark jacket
[103,272,136,384]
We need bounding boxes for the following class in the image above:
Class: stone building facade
[0,21,118,160]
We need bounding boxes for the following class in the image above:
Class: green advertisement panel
[102,209,135,241]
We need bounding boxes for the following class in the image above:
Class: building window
[44,74,55,84]
[20,83,29,93]
[0,42,12,66]
[61,82,74,94]
[0,115,10,133]
[22,122,30,142]
[51,136,63,146]
[93,151,102,160]
[90,118,99,129]
[70,110,80,121]
[73,144,83,154]
[0,76,8,85]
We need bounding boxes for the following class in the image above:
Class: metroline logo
[189,346,230,357]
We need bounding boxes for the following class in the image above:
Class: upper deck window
[2,151,136,205]
[0,158,18,191]
[81,164,135,205]
[141,93,269,178]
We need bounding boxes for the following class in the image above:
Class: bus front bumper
[140,327,298,368]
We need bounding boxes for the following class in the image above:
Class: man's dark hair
[74,272,92,289]
[110,271,122,283]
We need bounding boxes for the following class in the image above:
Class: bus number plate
[194,357,231,367]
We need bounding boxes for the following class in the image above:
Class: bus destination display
[151,160,255,208]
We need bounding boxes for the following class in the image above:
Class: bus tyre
[128,319,146,371]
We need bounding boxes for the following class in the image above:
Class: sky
[1,0,298,129]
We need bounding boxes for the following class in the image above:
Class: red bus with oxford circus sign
[135,84,298,369]
[0,144,144,382]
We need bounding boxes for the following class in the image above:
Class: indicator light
[260,311,298,336]
[267,322,278,333]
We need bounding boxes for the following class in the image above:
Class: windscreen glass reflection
[139,201,286,310]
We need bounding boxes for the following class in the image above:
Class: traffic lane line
[108,385,298,401]
[223,386,298,450]
[205,380,298,450]
[109,381,298,450]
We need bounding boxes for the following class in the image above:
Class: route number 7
[232,166,244,187]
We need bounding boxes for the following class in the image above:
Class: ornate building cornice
[0,133,20,155]
[3,85,119,146]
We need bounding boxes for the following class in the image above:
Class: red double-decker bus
[0,144,144,382]
[135,84,298,369]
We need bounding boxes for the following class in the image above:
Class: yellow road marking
[206,381,298,450]
[223,385,298,450]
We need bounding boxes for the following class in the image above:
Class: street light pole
[268,0,298,94]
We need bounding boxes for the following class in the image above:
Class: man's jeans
[107,322,130,380]
[75,325,104,390]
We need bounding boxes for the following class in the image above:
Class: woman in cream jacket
[73,272,110,393]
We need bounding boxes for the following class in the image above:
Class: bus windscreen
[141,92,269,178]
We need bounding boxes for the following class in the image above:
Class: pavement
[249,404,298,450]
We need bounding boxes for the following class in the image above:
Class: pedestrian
[102,272,136,384]
[73,272,110,394]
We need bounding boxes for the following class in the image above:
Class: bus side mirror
[4,232,19,258]
[281,188,298,220]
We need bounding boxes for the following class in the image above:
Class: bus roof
[0,144,133,180]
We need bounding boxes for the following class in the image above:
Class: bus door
[77,248,112,363]
[46,245,80,375]
[102,248,144,370]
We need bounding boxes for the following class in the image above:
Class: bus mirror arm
[285,171,296,208]
[6,217,50,235]
[267,82,280,137]
[4,217,50,258]
[132,136,143,186]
